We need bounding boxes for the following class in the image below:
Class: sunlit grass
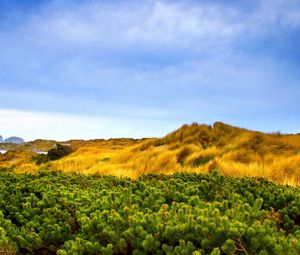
[2,122,300,186]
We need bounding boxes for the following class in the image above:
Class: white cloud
[24,1,299,48]
[257,0,300,27]
[2,0,299,53]
[0,108,181,141]
[11,0,243,54]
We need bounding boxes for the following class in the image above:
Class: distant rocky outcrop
[0,135,3,143]
[3,136,25,144]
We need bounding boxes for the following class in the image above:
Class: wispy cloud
[12,0,299,52]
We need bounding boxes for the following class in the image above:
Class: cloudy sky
[0,0,300,141]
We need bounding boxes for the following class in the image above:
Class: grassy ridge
[1,122,300,185]
[0,171,299,254]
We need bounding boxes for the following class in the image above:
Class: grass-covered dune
[0,171,299,254]
[1,122,300,185]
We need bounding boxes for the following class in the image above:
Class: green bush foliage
[0,171,299,254]
[192,156,214,167]
[32,144,73,165]
[47,144,73,160]
[32,154,49,165]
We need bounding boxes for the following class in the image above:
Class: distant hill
[0,135,3,143]
[3,136,25,144]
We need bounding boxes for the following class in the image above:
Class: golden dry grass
[1,122,300,185]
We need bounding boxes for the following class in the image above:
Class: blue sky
[0,0,300,141]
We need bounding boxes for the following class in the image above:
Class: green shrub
[0,171,299,254]
[47,144,73,160]
[192,156,214,167]
[32,154,49,165]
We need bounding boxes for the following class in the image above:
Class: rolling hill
[1,122,300,185]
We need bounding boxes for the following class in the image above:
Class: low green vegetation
[0,170,299,254]
[191,156,214,167]
[47,144,73,161]
[32,144,73,165]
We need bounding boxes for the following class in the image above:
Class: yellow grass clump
[270,154,300,185]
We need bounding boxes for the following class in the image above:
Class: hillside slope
[110,122,300,184]
[1,122,300,185]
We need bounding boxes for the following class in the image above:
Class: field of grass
[0,170,299,255]
[1,122,300,185]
